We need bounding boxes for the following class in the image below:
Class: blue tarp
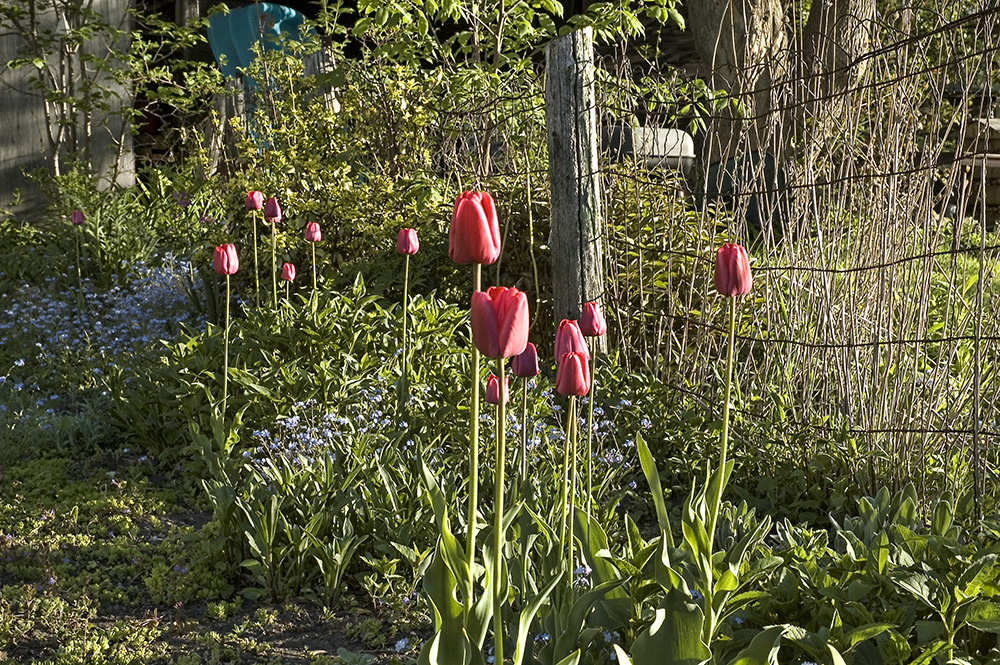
[207,3,309,86]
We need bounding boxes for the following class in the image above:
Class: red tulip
[304,222,322,242]
[449,191,501,265]
[264,197,282,224]
[281,262,296,281]
[511,342,539,378]
[471,286,529,359]
[714,243,752,296]
[246,191,264,211]
[485,374,509,405]
[580,302,607,337]
[397,228,419,255]
[556,352,590,396]
[70,209,84,225]
[213,244,239,276]
[554,319,590,362]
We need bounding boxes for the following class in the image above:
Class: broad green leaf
[631,588,711,665]
[845,623,896,650]
[726,625,787,665]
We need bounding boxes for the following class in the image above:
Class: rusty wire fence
[583,6,1000,504]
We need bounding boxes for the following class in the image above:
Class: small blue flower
[395,638,409,652]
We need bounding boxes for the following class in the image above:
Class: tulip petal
[471,291,500,358]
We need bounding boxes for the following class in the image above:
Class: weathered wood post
[545,27,606,351]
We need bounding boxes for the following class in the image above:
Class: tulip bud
[714,243,752,296]
[554,319,590,362]
[580,302,607,337]
[71,210,84,226]
[556,352,590,396]
[304,222,322,242]
[264,197,282,224]
[281,263,296,281]
[449,191,501,265]
[471,287,530,359]
[213,244,239,276]
[511,342,539,378]
[485,373,509,405]
[396,228,419,255]
[246,191,264,211]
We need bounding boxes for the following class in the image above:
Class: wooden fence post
[545,27,606,350]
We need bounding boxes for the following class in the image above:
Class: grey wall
[0,0,134,219]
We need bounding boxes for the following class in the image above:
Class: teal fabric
[207,4,309,85]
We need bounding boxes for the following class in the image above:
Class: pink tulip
[246,191,264,211]
[213,244,239,276]
[305,222,322,242]
[281,263,296,281]
[397,228,419,255]
[264,197,282,224]
[580,302,607,337]
[556,352,590,396]
[511,342,539,378]
[485,374,509,405]
[449,191,501,265]
[471,286,529,359]
[71,210,84,226]
[554,319,590,362]
[714,244,752,296]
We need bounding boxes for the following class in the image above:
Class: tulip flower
[71,210,84,225]
[212,244,239,419]
[578,301,605,520]
[264,197,281,308]
[714,243,752,296]
[213,244,239,275]
[396,228,419,256]
[263,197,282,223]
[580,302,607,337]
[449,191,501,265]
[451,191,501,621]
[485,373,509,405]
[554,319,590,362]
[398,228,419,416]
[245,194,264,306]
[303,222,321,297]
[556,352,590,397]
[511,342,539,378]
[281,262,296,281]
[471,287,529,360]
[245,191,264,211]
[304,222,322,242]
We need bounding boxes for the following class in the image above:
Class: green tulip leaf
[631,588,711,665]
[638,435,674,548]
[512,573,562,665]
[725,625,787,665]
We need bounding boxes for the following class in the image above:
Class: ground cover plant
[4,1,1000,663]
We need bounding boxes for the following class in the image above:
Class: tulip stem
[222,273,231,419]
[75,230,84,310]
[465,263,482,615]
[253,211,260,308]
[401,254,410,419]
[311,241,318,307]
[708,296,738,548]
[519,378,527,488]
[493,356,506,665]
[563,395,577,587]
[586,353,596,521]
[271,223,278,310]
